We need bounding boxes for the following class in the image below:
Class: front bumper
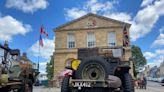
[69,75,122,89]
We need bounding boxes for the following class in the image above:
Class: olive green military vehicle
[0,43,39,92]
[61,47,134,92]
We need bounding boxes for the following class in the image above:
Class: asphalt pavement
[136,81,164,92]
[33,81,164,92]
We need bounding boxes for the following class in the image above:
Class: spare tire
[76,57,110,80]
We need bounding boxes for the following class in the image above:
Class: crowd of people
[134,76,147,89]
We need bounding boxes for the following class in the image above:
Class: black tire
[122,73,134,92]
[76,57,110,80]
[80,88,106,92]
[61,76,71,92]
[18,79,33,92]
[0,88,10,92]
[28,80,33,92]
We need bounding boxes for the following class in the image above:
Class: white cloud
[144,52,156,60]
[64,0,118,20]
[64,0,164,41]
[147,56,164,67]
[141,0,155,7]
[65,8,87,20]
[28,38,55,59]
[29,38,55,73]
[155,49,164,55]
[104,12,132,23]
[159,26,164,33]
[5,0,49,13]
[152,27,164,47]
[39,61,48,73]
[84,0,116,14]
[145,49,164,67]
[0,15,32,41]
[144,49,164,60]
[130,0,164,41]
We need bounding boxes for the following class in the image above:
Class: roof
[53,13,131,31]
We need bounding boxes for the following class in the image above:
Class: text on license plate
[73,82,91,87]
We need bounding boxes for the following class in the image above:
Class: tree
[131,45,147,77]
[46,55,54,80]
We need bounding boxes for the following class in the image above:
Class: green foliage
[131,45,147,77]
[46,56,54,80]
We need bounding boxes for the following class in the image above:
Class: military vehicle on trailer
[61,46,134,92]
[0,42,39,92]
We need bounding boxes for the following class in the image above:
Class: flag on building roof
[123,24,129,47]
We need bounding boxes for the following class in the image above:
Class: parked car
[161,78,164,86]
[157,77,164,83]
[34,79,40,86]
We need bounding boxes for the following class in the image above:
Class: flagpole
[38,41,40,71]
[37,24,48,71]
[38,34,40,71]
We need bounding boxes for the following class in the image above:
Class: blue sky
[0,0,163,73]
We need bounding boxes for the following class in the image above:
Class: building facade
[159,60,164,77]
[53,13,132,79]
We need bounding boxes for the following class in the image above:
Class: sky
[0,0,163,73]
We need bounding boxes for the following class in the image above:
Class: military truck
[0,43,39,92]
[61,47,134,92]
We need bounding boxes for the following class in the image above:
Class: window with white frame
[87,32,95,48]
[67,33,75,48]
[108,31,116,46]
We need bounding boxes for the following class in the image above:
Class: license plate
[73,82,91,87]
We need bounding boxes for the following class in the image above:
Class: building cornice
[55,26,128,32]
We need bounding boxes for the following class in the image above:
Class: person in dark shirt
[141,76,147,89]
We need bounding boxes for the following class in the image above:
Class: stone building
[53,13,132,79]
[159,60,164,77]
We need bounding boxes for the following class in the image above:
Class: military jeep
[0,43,39,92]
[61,47,134,92]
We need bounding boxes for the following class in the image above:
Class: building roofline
[53,13,131,32]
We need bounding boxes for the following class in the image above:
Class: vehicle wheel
[122,73,134,92]
[0,88,10,92]
[76,57,110,80]
[80,88,105,92]
[61,76,71,92]
[27,80,33,92]
[18,79,33,92]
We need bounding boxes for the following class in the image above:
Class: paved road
[33,86,60,92]
[33,81,164,92]
[136,81,164,92]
